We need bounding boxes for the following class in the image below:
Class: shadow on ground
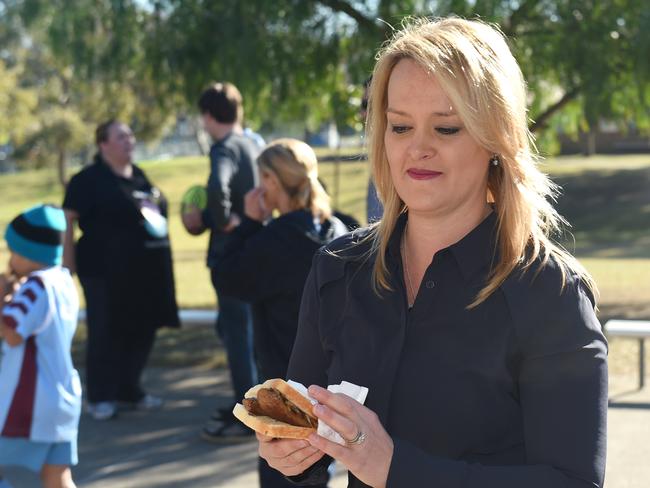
[72,324,225,369]
[554,166,650,258]
[4,366,349,487]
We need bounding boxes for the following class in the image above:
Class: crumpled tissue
[287,379,369,445]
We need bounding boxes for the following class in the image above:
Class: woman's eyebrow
[386,107,456,117]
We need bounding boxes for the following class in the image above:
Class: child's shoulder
[19,267,74,299]
[13,273,46,298]
[2,272,48,333]
[38,267,75,289]
[9,267,78,335]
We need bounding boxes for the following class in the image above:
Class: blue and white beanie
[4,204,66,266]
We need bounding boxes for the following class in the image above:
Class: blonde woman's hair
[258,138,332,221]
[366,17,596,307]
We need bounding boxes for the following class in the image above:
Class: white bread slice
[232,403,316,439]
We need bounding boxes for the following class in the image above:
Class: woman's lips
[407,168,443,180]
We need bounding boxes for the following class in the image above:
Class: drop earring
[489,154,500,167]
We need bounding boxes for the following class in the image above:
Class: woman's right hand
[244,187,271,222]
[181,206,207,235]
[257,433,325,477]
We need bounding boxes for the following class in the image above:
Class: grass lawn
[1,152,649,372]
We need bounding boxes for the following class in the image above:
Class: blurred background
[0,1,649,486]
[1,0,648,367]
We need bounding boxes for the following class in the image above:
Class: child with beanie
[0,204,80,488]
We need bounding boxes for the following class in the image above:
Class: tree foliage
[13,106,89,184]
[1,0,648,161]
[0,0,179,181]
[0,59,38,146]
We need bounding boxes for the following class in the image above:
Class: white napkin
[287,379,369,445]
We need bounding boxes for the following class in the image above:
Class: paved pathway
[2,369,647,487]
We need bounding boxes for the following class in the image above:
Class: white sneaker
[118,394,164,412]
[88,401,117,420]
[136,394,164,410]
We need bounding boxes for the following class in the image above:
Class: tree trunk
[529,86,580,133]
[190,116,208,155]
[57,147,67,187]
[583,131,597,156]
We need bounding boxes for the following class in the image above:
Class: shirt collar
[386,210,498,283]
[448,210,498,282]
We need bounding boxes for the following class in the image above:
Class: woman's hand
[257,433,325,477]
[307,385,394,488]
[181,206,206,235]
[244,187,271,222]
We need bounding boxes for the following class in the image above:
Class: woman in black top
[213,138,348,382]
[258,18,607,488]
[63,120,179,421]
[212,138,347,486]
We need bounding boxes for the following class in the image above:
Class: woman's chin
[399,195,445,215]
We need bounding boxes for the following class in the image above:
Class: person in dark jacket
[212,138,347,487]
[361,76,384,224]
[317,178,361,232]
[184,82,260,441]
[257,18,607,488]
[63,120,179,421]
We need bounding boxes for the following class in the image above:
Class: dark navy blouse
[287,212,607,488]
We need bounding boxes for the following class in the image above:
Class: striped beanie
[4,204,66,266]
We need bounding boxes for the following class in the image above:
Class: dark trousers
[210,269,258,403]
[80,276,157,403]
[258,457,329,488]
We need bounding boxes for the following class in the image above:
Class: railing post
[640,338,645,389]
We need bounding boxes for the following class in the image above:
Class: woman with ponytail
[211,138,347,485]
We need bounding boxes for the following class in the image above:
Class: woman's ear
[261,170,280,208]
[263,171,282,193]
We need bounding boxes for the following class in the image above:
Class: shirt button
[425,280,435,289]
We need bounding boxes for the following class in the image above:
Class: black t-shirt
[203,132,259,267]
[63,155,179,328]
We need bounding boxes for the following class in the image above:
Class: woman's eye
[436,127,461,135]
[391,125,410,134]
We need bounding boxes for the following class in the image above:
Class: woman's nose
[407,131,436,161]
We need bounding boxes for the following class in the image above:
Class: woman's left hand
[307,385,394,488]
[244,187,271,222]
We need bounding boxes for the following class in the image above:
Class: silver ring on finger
[344,428,367,446]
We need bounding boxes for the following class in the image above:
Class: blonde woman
[258,18,607,488]
[211,139,346,483]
